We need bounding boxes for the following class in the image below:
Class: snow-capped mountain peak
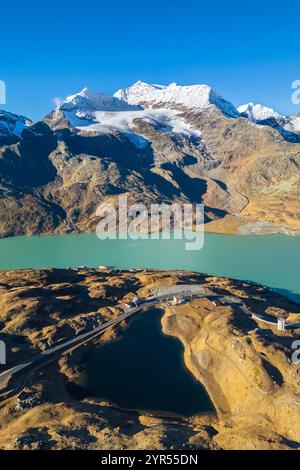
[58,87,137,113]
[114,81,166,104]
[237,103,300,141]
[49,84,203,145]
[237,102,284,122]
[114,81,239,117]
[53,82,240,131]
[0,110,33,140]
[47,82,300,147]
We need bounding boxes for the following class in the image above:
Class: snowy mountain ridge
[237,102,283,121]
[2,82,300,143]
[59,87,139,113]
[1,82,300,239]
[49,81,242,144]
[237,102,300,137]
[0,110,33,140]
[114,81,239,117]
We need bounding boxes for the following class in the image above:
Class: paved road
[0,301,158,403]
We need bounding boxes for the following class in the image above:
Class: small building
[132,296,142,306]
[212,299,223,307]
[171,296,185,306]
[277,318,286,331]
[0,340,6,365]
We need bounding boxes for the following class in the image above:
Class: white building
[277,318,286,331]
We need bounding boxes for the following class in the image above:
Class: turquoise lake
[0,232,298,301]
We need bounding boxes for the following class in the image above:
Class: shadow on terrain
[261,358,284,386]
[0,122,57,187]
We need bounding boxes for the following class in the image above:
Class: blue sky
[1,0,300,121]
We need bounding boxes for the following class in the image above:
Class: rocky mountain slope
[1,81,300,238]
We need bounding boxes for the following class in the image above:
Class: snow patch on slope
[75,108,201,144]
[292,117,300,132]
[286,115,300,133]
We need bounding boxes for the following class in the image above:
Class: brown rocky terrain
[1,96,300,238]
[0,267,299,450]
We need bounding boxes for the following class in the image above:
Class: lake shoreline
[0,231,299,302]
[1,215,300,241]
[76,307,214,417]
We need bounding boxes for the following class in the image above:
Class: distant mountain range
[0,81,300,237]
